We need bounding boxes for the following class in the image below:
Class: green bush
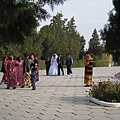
[89,81,120,103]
[39,60,45,70]
[72,60,84,68]
[93,60,110,67]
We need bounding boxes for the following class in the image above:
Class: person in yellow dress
[84,51,93,87]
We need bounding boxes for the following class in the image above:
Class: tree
[39,13,83,59]
[89,29,104,59]
[0,0,67,44]
[39,13,68,58]
[79,35,86,59]
[101,0,120,52]
[100,0,120,61]
[66,17,81,59]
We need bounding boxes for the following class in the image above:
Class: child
[31,68,37,90]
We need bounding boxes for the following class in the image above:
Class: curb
[89,97,120,108]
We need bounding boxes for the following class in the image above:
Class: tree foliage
[89,29,105,60]
[100,0,120,61]
[0,0,66,44]
[0,12,86,60]
[101,0,120,52]
[39,13,83,59]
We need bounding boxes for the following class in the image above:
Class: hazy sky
[38,0,113,48]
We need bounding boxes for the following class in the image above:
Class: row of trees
[0,11,86,60]
[1,0,119,62]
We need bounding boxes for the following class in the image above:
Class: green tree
[39,13,82,60]
[100,0,120,61]
[0,0,67,44]
[79,35,86,59]
[89,29,104,59]
[66,17,81,59]
[39,13,68,58]
[0,0,67,59]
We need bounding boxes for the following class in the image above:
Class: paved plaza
[0,67,120,120]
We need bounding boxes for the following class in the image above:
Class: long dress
[84,56,93,86]
[22,58,31,87]
[48,58,58,76]
[6,60,17,88]
[16,60,23,86]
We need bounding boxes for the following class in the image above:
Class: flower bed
[89,80,120,103]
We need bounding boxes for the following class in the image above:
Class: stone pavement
[0,67,120,120]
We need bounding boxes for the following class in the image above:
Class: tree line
[0,0,119,63]
[0,11,86,60]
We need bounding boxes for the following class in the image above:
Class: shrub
[72,60,84,68]
[39,60,45,70]
[93,60,110,67]
[89,80,120,103]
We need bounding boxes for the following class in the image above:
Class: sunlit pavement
[0,67,120,120]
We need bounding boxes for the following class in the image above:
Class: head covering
[51,53,58,61]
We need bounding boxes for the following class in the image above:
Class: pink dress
[6,60,17,88]
[16,60,23,85]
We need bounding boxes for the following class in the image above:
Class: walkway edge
[89,97,120,108]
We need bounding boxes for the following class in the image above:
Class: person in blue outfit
[31,68,37,90]
[66,54,73,76]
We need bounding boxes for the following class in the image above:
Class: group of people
[0,53,39,90]
[0,51,93,89]
[45,52,93,87]
[45,54,73,76]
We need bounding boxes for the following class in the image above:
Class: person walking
[57,54,64,76]
[84,51,93,87]
[66,54,73,76]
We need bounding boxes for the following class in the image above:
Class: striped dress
[84,56,93,86]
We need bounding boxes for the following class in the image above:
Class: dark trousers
[32,79,36,90]
[67,65,72,75]
[58,65,64,75]
[46,66,50,75]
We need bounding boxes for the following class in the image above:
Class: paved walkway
[0,67,120,120]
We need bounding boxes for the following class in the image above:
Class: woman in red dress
[16,56,23,86]
[6,55,17,89]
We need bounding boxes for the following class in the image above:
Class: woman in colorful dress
[0,56,8,84]
[84,51,93,87]
[6,55,17,89]
[21,53,31,88]
[16,56,23,86]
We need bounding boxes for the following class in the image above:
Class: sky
[38,0,113,48]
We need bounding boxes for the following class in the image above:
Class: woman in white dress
[48,54,58,76]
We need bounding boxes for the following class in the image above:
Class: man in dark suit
[57,54,64,76]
